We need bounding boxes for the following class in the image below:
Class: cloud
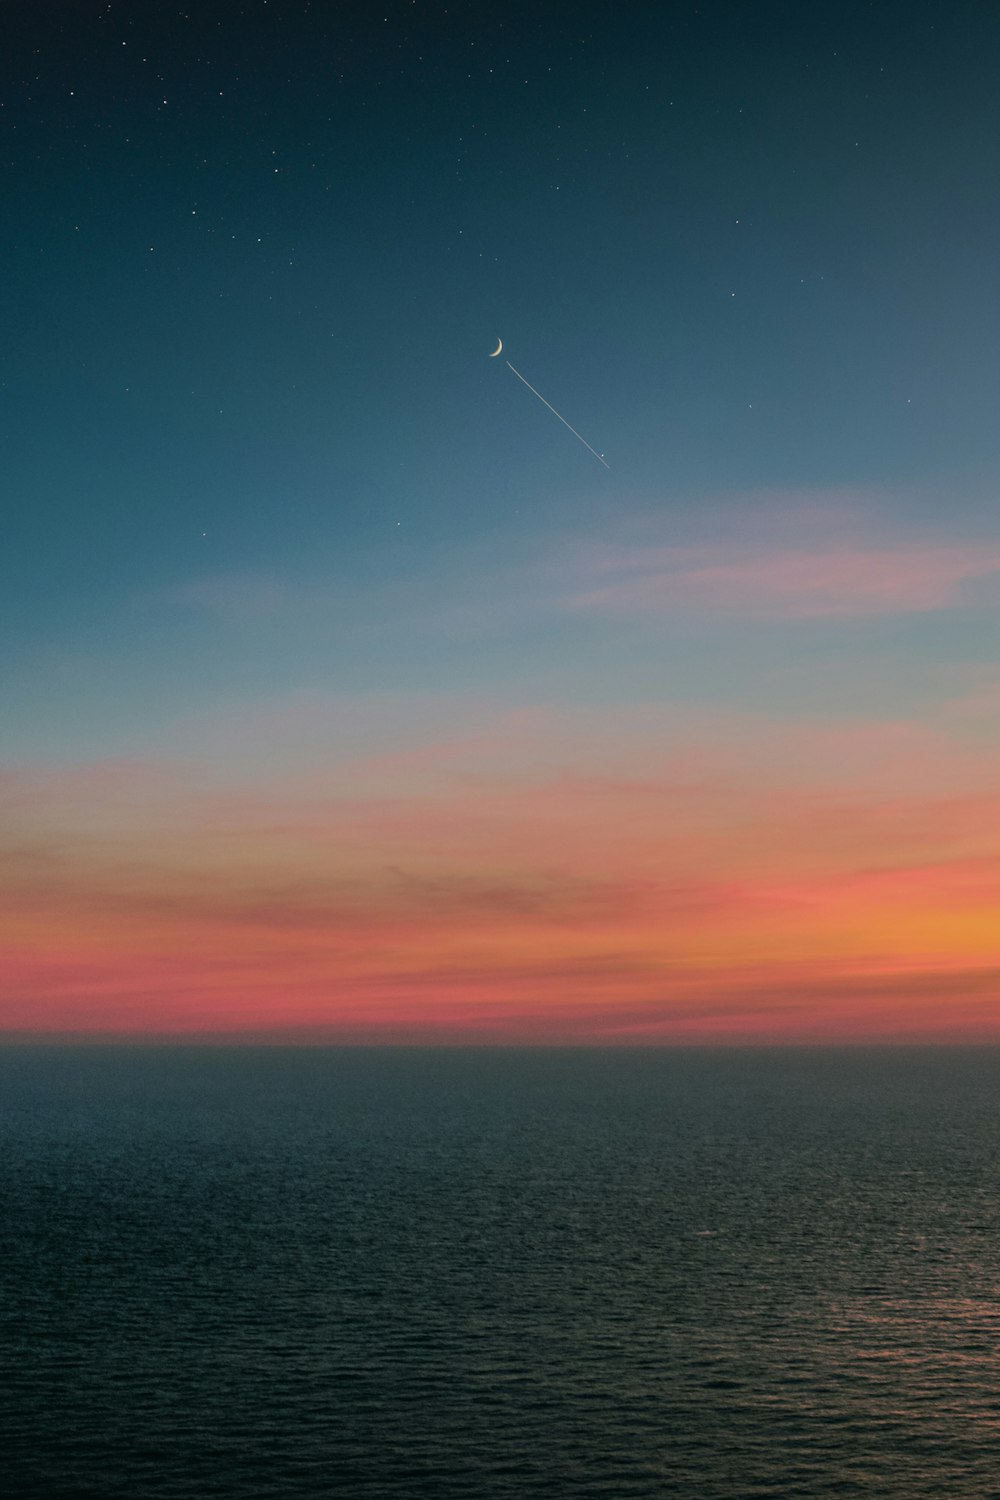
[565,541,1000,619]
[3,687,1000,1039]
[164,572,287,621]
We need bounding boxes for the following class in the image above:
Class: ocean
[2,1045,998,1498]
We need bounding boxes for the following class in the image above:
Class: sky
[3,0,1000,1042]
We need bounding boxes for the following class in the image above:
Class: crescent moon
[489,338,503,358]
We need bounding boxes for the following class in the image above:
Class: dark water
[2,1046,1000,1498]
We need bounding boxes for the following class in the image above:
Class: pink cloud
[566,542,1000,618]
[4,691,1000,1040]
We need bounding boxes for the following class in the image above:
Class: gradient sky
[4,0,1000,1041]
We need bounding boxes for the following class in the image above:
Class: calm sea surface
[2,1045,999,1498]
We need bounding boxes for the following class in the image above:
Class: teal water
[3,1046,999,1497]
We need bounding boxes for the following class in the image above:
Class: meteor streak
[492,343,609,469]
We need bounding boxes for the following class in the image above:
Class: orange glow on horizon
[3,703,999,1042]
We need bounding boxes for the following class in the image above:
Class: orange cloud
[4,692,1000,1041]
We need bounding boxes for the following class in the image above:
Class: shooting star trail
[491,341,609,469]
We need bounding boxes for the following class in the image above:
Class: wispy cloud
[164,573,287,621]
[144,495,1000,653]
[565,541,1000,619]
[3,690,1000,1039]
